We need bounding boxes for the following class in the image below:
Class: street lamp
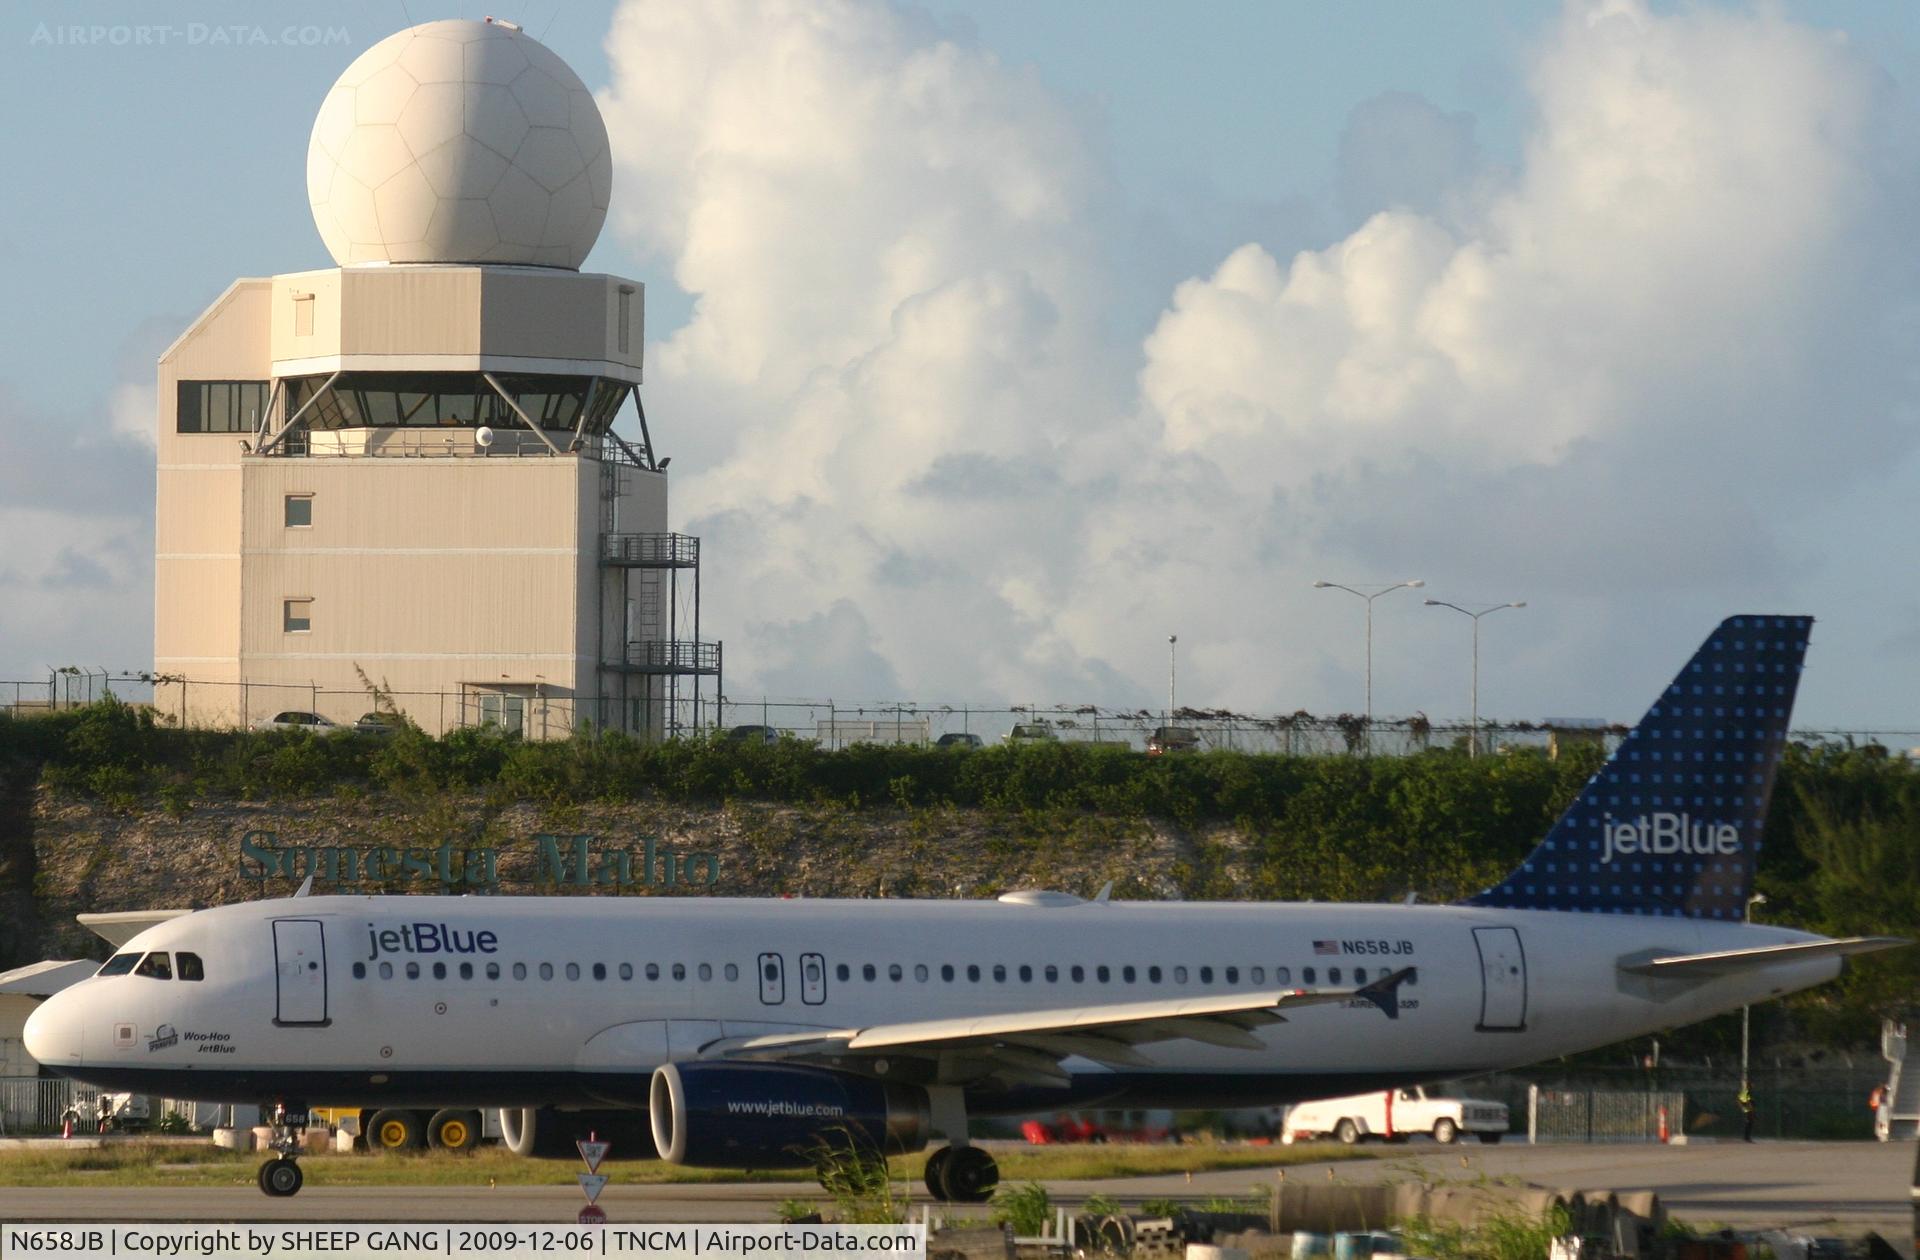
[1741,892,1768,1093]
[1167,635,1178,726]
[1423,599,1527,757]
[1313,580,1425,735]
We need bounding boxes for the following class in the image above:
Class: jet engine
[649,1062,930,1168]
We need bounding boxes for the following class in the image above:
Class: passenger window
[966,965,981,982]
[1122,965,1136,983]
[1354,967,1367,983]
[352,962,366,979]
[379,962,393,979]
[1173,966,1188,983]
[698,963,713,981]
[1405,969,1416,987]
[487,963,501,980]
[512,963,527,980]
[406,962,420,980]
[539,963,554,981]
[992,965,1006,982]
[864,964,878,982]
[1275,967,1291,985]
[1096,965,1110,983]
[1070,965,1085,982]
[1225,966,1239,984]
[1199,966,1213,983]
[1251,966,1265,984]
[177,953,205,982]
[837,964,851,982]
[941,964,955,982]
[672,963,686,980]
[432,962,446,980]
[97,954,140,977]
[1019,964,1033,982]
[458,962,472,980]
[1329,967,1341,984]
[593,963,607,981]
[134,953,173,981]
[1044,965,1058,982]
[1148,965,1162,983]
[914,964,929,982]
[1303,967,1316,984]
[889,964,903,982]
[618,963,632,981]
[646,963,659,981]
[724,963,739,981]
[564,963,580,981]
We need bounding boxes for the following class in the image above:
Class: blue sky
[5,1,1920,731]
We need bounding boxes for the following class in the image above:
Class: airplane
[24,615,1904,1199]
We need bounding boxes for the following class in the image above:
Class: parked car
[253,711,339,733]
[723,724,782,745]
[935,732,983,749]
[353,712,405,738]
[1004,722,1058,744]
[1147,725,1200,755]
[1281,1083,1509,1145]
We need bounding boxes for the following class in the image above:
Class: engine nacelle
[649,1062,930,1169]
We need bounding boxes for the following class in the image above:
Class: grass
[0,1139,1374,1189]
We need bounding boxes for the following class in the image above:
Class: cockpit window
[176,952,204,982]
[96,953,139,977]
[133,952,173,980]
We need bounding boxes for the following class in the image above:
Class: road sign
[577,1173,608,1204]
[577,1138,610,1173]
[578,1204,607,1227]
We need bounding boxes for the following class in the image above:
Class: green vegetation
[1400,1204,1573,1260]
[6,697,1918,1043]
[990,1182,1053,1235]
[0,1140,1370,1189]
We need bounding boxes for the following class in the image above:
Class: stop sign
[578,1204,607,1226]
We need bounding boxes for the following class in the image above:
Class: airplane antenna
[1092,881,1113,904]
[293,875,315,899]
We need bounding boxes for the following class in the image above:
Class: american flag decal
[1312,940,1339,956]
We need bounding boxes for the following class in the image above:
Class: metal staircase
[1882,1019,1918,1140]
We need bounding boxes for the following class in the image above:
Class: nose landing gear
[257,1101,310,1197]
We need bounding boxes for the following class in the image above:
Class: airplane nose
[23,989,82,1066]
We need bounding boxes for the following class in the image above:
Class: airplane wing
[1618,936,1907,978]
[709,968,1415,1087]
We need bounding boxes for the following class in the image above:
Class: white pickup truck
[1281,1083,1509,1145]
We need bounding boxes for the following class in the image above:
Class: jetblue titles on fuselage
[364,922,499,962]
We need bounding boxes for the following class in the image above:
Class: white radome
[306,18,612,269]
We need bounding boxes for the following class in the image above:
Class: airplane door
[799,953,826,1005]
[1472,926,1527,1031]
[757,953,785,1005]
[272,919,329,1026]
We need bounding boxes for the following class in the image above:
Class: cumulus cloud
[599,0,1920,720]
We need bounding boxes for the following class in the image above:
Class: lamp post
[1313,580,1425,738]
[1423,599,1527,757]
[1167,635,1177,726]
[1741,892,1767,1093]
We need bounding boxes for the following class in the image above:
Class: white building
[154,19,715,739]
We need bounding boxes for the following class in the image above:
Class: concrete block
[211,1127,254,1151]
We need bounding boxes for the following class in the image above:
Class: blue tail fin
[1467,615,1812,920]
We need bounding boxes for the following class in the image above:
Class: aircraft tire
[368,1108,426,1152]
[941,1146,999,1203]
[428,1109,482,1153]
[1432,1118,1459,1145]
[922,1146,954,1200]
[1334,1118,1361,1145]
[258,1157,303,1197]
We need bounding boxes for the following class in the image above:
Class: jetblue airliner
[23,617,1900,1199]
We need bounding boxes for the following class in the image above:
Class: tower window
[284,495,313,527]
[283,599,312,633]
[177,380,269,434]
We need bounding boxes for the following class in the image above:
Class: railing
[258,427,646,463]
[621,640,722,673]
[0,1076,83,1135]
[601,533,700,566]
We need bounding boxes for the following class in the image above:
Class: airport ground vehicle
[1147,726,1200,755]
[1280,1083,1509,1145]
[353,713,404,738]
[27,617,1902,1203]
[252,711,338,733]
[935,732,983,749]
[723,724,782,745]
[1004,722,1058,743]
[316,1105,497,1152]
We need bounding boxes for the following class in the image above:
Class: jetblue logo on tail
[1600,813,1740,865]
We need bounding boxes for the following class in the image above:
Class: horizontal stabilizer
[1619,936,1908,978]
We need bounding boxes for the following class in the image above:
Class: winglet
[1354,966,1415,1019]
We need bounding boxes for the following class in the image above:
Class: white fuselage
[25,894,1837,1112]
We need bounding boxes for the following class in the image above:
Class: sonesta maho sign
[238,831,721,890]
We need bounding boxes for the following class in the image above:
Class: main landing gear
[920,1086,998,1203]
[257,1101,309,1197]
